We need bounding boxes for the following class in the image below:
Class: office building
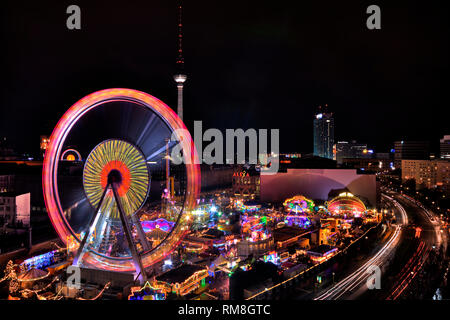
[313,111,334,160]
[335,140,370,165]
[394,140,430,168]
[402,159,450,192]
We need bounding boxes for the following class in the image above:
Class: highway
[385,192,443,300]
[314,193,407,300]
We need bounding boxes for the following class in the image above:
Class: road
[385,192,443,300]
[314,194,407,300]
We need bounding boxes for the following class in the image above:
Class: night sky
[1,0,449,155]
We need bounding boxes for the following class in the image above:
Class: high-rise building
[313,110,334,160]
[173,0,186,121]
[440,135,450,159]
[393,140,429,168]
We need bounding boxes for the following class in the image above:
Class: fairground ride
[42,88,200,281]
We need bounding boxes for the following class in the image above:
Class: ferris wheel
[42,88,200,281]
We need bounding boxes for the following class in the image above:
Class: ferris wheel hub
[107,169,123,185]
[83,139,150,217]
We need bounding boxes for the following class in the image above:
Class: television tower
[174,0,187,121]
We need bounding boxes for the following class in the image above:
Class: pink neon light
[43,88,200,272]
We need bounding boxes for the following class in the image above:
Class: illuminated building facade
[307,245,338,263]
[313,218,341,245]
[342,157,389,172]
[313,111,334,160]
[232,168,260,198]
[154,264,209,296]
[311,226,333,246]
[128,281,166,300]
[394,140,430,168]
[402,159,450,192]
[335,140,369,165]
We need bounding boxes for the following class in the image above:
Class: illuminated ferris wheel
[42,88,200,280]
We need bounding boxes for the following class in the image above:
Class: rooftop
[308,244,337,255]
[273,226,310,242]
[156,264,205,284]
[202,228,225,239]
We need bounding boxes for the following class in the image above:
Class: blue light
[22,250,58,270]
[164,259,172,266]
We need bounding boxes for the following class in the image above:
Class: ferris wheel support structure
[72,180,147,282]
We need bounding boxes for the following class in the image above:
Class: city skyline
[1,1,449,155]
[1,0,449,305]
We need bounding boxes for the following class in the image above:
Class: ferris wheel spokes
[72,180,147,282]
[72,178,110,267]
[110,182,147,282]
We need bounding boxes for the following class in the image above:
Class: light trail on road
[314,225,402,300]
[387,241,430,300]
[385,193,440,300]
[314,194,406,300]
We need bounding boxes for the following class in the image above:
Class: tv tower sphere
[174,74,187,83]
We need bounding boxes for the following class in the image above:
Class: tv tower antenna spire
[174,0,187,121]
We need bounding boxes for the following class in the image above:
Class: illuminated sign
[233,171,249,177]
